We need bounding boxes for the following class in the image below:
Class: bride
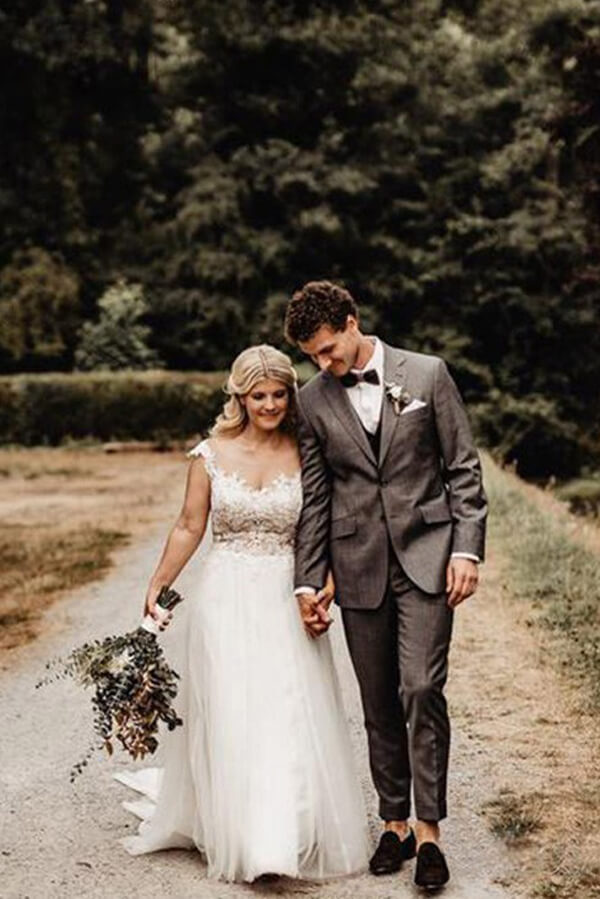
[114,344,370,883]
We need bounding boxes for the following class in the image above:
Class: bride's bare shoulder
[209,434,244,462]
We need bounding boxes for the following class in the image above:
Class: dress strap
[186,438,217,478]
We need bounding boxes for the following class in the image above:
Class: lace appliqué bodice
[188,439,302,557]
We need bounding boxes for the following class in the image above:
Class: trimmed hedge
[0,371,227,445]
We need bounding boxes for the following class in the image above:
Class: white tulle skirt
[114,545,369,882]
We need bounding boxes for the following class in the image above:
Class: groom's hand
[312,581,334,636]
[446,558,479,608]
[316,569,336,612]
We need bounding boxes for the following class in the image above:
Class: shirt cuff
[294,586,318,596]
[450,552,480,563]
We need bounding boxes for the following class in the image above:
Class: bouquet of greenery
[36,585,185,781]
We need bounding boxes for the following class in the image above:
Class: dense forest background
[1,0,599,478]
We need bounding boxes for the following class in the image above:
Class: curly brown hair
[284,280,359,345]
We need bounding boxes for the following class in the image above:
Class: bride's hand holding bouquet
[37,585,185,780]
[143,581,175,633]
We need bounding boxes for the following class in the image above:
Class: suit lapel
[321,371,378,466]
[378,344,406,468]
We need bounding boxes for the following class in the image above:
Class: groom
[285,281,487,891]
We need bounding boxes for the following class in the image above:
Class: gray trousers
[341,547,453,822]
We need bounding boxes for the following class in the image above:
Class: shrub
[0,371,226,445]
[470,392,588,480]
[555,478,600,517]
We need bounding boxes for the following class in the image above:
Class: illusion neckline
[214,465,301,494]
[200,438,301,494]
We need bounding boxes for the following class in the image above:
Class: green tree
[149,0,597,476]
[75,279,162,371]
[0,247,80,371]
[0,0,157,300]
[1,0,600,476]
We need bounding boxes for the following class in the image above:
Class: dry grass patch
[0,445,188,651]
[483,789,545,844]
[0,525,128,649]
[533,861,600,898]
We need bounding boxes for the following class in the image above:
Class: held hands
[298,570,336,639]
[446,558,479,608]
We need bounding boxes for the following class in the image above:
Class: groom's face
[298,318,360,378]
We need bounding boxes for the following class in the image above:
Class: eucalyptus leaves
[36,586,185,782]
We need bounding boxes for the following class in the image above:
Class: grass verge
[484,456,600,706]
[533,864,600,899]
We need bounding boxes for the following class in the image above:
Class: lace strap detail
[186,438,217,478]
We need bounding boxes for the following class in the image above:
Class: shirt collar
[350,336,383,377]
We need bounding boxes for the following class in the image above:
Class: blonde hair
[210,344,298,437]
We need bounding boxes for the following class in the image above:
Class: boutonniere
[384,381,413,415]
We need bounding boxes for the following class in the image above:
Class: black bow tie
[340,368,380,388]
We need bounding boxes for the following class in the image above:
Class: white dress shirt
[295,337,479,595]
[344,336,384,434]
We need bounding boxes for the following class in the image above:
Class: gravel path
[1,524,515,899]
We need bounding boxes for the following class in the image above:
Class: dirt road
[1,513,521,899]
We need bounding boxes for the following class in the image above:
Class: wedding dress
[114,438,369,882]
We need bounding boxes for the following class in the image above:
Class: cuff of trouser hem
[413,804,447,822]
[380,804,411,822]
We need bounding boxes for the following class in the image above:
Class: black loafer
[414,841,450,891]
[369,828,417,875]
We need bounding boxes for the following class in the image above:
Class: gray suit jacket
[294,342,487,608]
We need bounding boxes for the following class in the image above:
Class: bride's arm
[143,456,211,625]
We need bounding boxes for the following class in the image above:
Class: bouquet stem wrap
[141,586,184,634]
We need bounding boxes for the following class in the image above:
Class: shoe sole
[415,878,450,891]
[370,852,417,875]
